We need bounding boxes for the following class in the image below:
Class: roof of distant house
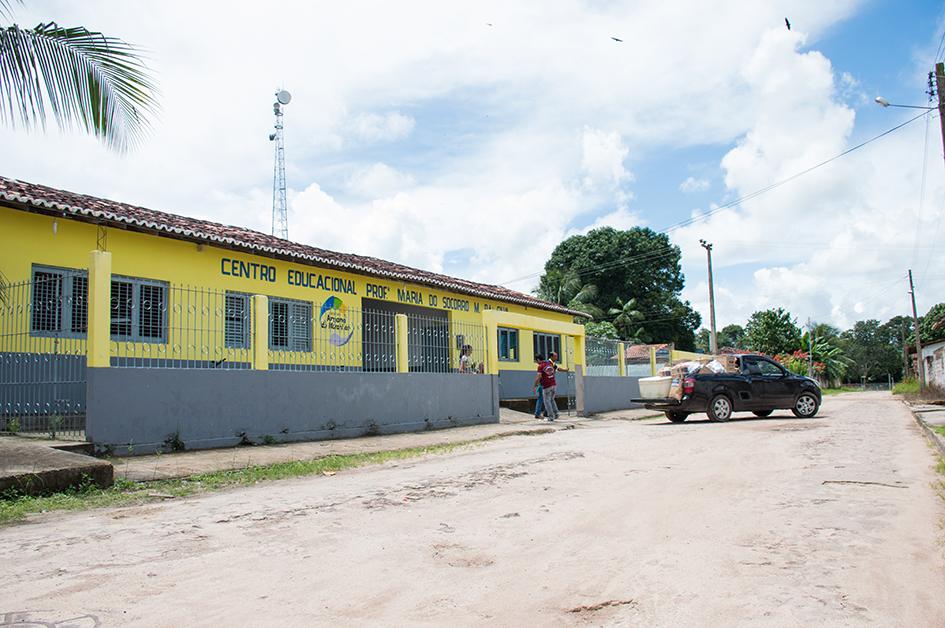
[0,176,588,318]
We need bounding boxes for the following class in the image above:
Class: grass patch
[820,388,846,396]
[934,425,945,439]
[893,378,920,395]
[0,440,488,526]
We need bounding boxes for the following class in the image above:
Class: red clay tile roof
[0,176,588,317]
[625,343,669,360]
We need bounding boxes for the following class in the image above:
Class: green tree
[917,303,945,344]
[608,297,648,343]
[838,319,901,382]
[0,0,158,152]
[537,226,701,349]
[584,320,619,339]
[719,323,746,349]
[539,267,605,320]
[802,331,852,383]
[695,328,711,353]
[809,322,841,340]
[694,324,745,353]
[744,308,801,355]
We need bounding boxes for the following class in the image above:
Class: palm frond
[0,22,159,151]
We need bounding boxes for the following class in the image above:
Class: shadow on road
[646,413,829,426]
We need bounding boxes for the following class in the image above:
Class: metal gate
[0,272,87,441]
[564,335,576,416]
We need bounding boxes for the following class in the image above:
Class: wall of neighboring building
[922,340,945,389]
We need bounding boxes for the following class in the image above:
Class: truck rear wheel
[665,411,689,423]
[707,394,733,422]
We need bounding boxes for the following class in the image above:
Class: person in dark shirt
[534,355,559,421]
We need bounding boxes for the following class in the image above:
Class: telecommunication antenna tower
[269,89,292,240]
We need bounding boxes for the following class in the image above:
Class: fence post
[252,295,269,370]
[575,364,585,416]
[483,318,499,375]
[616,342,626,376]
[395,313,409,373]
[573,332,586,372]
[649,345,657,376]
[87,250,111,368]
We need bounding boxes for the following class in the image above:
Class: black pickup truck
[633,354,822,423]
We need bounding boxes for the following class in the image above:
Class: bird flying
[611,36,623,42]
[785,18,791,30]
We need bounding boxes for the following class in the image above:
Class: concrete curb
[904,401,945,459]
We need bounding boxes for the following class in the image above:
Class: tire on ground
[792,392,820,418]
[707,394,733,422]
[665,411,689,423]
[753,410,773,417]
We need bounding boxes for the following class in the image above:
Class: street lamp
[873,96,934,110]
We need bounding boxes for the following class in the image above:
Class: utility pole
[807,318,814,378]
[909,269,925,393]
[935,63,945,170]
[699,240,717,354]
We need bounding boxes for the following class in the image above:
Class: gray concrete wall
[0,352,86,417]
[498,369,574,400]
[581,376,643,415]
[86,368,499,455]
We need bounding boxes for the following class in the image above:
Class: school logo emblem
[319,296,355,346]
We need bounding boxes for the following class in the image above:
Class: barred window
[110,276,167,342]
[110,280,133,337]
[31,270,63,332]
[30,266,86,336]
[30,267,166,341]
[225,293,250,348]
[269,297,312,352]
[533,332,561,361]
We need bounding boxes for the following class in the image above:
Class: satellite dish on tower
[276,90,292,105]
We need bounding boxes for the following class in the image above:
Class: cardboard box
[717,355,740,373]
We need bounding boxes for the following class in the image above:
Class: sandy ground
[2,392,944,627]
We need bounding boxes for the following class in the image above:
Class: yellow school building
[0,176,587,382]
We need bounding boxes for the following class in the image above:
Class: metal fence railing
[626,343,672,376]
[269,307,398,372]
[585,335,621,377]
[408,314,487,374]
[0,272,87,440]
[111,285,253,369]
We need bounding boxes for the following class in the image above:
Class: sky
[3,0,945,333]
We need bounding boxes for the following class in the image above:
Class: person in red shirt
[534,355,560,421]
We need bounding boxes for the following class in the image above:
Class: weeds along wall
[0,206,577,372]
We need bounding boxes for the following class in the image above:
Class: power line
[500,109,933,290]
[658,109,933,234]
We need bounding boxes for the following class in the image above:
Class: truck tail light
[683,377,695,394]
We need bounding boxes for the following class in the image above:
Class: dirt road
[3,392,944,626]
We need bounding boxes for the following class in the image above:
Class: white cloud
[344,163,416,198]
[679,176,710,193]
[348,112,416,143]
[674,26,945,329]
[581,127,631,188]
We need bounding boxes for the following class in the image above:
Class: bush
[893,378,919,395]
